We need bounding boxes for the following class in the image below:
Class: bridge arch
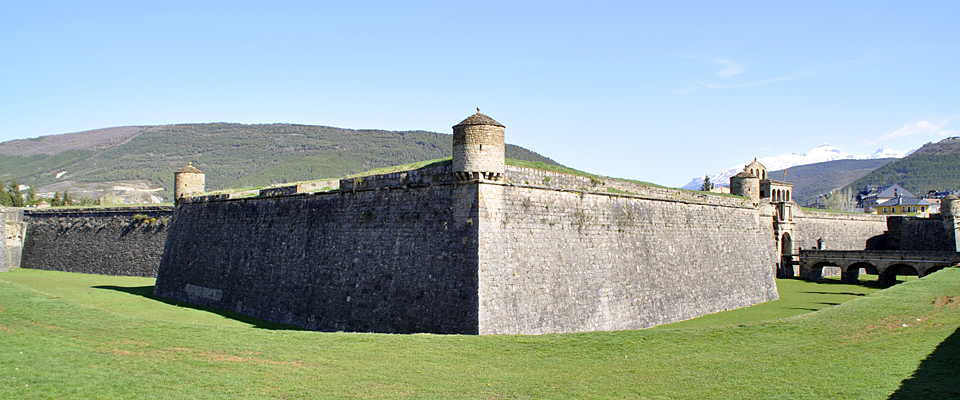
[840,261,877,284]
[805,261,839,281]
[880,264,919,286]
[920,264,951,277]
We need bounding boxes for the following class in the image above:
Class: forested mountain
[0,123,558,201]
[845,137,960,195]
[769,158,897,204]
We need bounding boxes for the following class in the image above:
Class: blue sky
[2,1,957,186]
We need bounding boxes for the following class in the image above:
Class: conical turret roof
[454,109,504,128]
[176,162,203,174]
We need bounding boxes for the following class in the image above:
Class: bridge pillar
[799,264,822,281]
[878,272,897,287]
[840,267,860,284]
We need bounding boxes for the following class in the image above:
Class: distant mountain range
[0,123,558,203]
[681,143,912,191]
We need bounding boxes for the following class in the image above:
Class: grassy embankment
[0,268,957,399]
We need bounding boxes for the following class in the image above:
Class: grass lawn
[0,268,958,399]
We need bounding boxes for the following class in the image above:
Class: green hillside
[0,123,558,200]
[770,158,897,204]
[846,137,960,195]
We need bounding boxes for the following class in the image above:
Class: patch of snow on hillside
[682,143,911,190]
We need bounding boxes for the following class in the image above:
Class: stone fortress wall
[152,162,780,334]
[0,208,26,272]
[792,209,888,251]
[477,180,778,334]
[155,164,483,334]
[20,206,172,277]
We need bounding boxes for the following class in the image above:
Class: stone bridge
[798,250,960,286]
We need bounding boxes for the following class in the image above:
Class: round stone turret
[942,194,960,217]
[729,171,760,201]
[452,109,505,181]
[174,163,205,202]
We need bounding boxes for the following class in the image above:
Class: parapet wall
[792,209,888,251]
[504,166,752,208]
[476,182,777,334]
[155,165,481,334]
[21,206,172,277]
[1,208,25,272]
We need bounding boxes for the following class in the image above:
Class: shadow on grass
[888,326,960,399]
[788,276,889,289]
[92,285,306,331]
[802,292,868,296]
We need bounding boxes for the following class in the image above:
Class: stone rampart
[157,167,779,335]
[1,208,25,272]
[155,167,481,334]
[504,166,751,208]
[476,183,777,334]
[792,209,887,251]
[20,206,172,277]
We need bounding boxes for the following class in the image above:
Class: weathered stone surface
[792,209,888,251]
[155,164,789,335]
[0,208,25,272]
[155,172,480,334]
[20,206,172,277]
[477,183,777,334]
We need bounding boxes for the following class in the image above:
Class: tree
[0,181,8,207]
[52,192,62,207]
[9,179,23,207]
[27,185,37,204]
[62,191,72,206]
[700,176,713,191]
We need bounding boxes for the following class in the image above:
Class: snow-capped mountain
[682,144,910,190]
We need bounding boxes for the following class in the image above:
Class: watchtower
[174,163,205,202]
[452,109,505,181]
[729,171,760,201]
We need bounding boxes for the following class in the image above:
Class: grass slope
[1,268,958,399]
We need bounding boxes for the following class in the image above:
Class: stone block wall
[792,209,887,251]
[1,208,25,272]
[890,215,958,251]
[475,183,777,334]
[20,206,172,277]
[154,171,481,334]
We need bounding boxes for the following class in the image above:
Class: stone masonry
[20,206,172,277]
[0,208,25,272]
